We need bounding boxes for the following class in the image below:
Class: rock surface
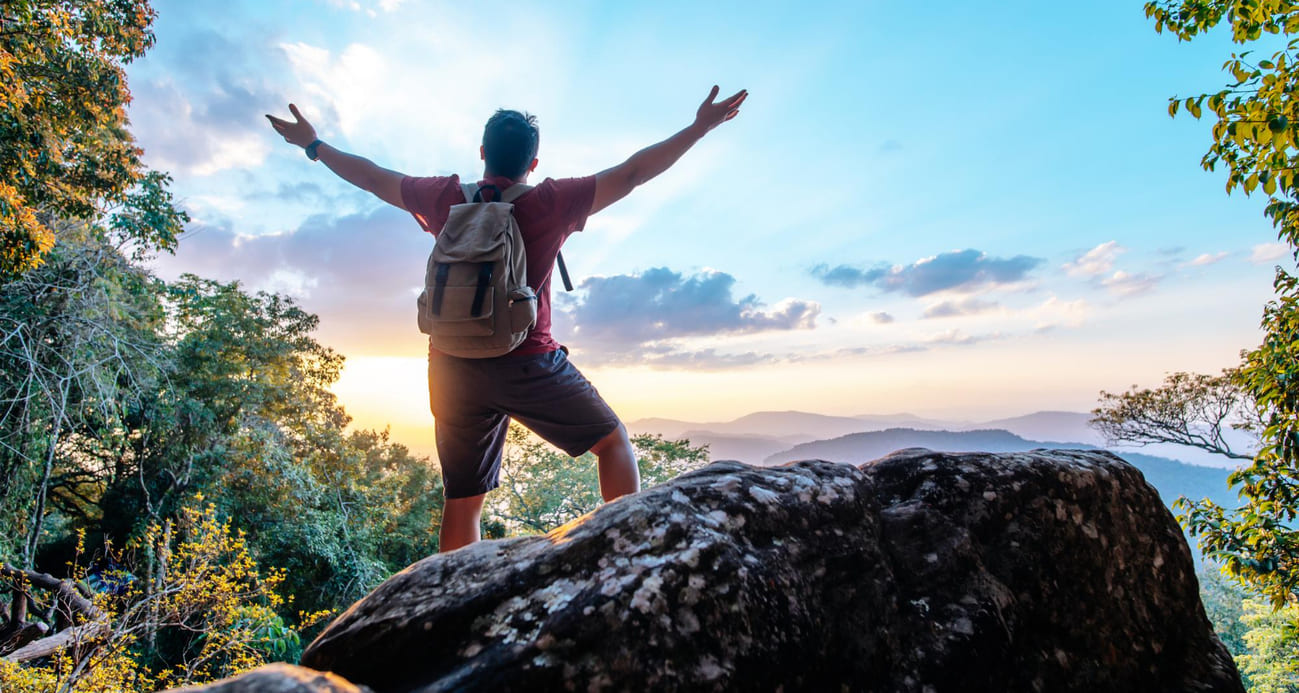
[291,450,1241,692]
[168,663,370,692]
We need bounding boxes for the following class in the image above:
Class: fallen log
[1,564,107,662]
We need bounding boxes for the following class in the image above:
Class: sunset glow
[130,1,1288,457]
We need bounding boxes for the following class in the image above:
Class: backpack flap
[434,204,515,263]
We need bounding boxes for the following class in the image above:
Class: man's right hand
[266,104,318,148]
[693,86,748,134]
[591,85,749,215]
[264,103,408,209]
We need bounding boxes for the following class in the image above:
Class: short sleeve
[541,176,596,233]
[400,175,463,234]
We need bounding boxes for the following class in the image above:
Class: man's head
[481,109,540,180]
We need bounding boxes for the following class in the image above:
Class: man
[267,85,747,552]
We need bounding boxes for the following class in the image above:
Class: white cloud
[812,249,1041,296]
[1250,242,1289,264]
[1101,270,1160,296]
[922,329,998,346]
[262,268,320,299]
[1064,241,1124,278]
[315,0,405,12]
[274,6,578,181]
[1026,296,1091,330]
[130,78,275,177]
[922,297,999,319]
[280,42,390,139]
[1185,251,1229,267]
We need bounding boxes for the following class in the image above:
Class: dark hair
[482,109,540,179]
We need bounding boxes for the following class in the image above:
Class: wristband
[305,139,324,161]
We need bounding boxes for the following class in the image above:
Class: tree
[1235,598,1299,692]
[0,0,177,277]
[488,426,709,535]
[0,222,167,570]
[99,276,442,614]
[1200,567,1252,661]
[1092,369,1260,460]
[1146,0,1299,607]
[1,258,444,618]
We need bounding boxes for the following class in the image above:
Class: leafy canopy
[0,0,181,277]
[1146,0,1299,606]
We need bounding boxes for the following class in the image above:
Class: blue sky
[127,0,1291,447]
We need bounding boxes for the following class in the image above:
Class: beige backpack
[416,183,537,357]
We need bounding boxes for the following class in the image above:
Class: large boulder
[167,663,370,692]
[296,450,1241,692]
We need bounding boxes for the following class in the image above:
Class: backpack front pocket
[425,285,496,336]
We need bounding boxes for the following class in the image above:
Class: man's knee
[443,493,486,518]
[590,422,630,457]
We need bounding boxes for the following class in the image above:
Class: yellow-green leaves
[0,0,164,278]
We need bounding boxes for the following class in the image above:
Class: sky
[125,0,1293,456]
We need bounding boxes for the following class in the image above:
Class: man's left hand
[266,104,318,148]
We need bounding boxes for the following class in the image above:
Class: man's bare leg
[590,424,639,502]
[440,493,486,552]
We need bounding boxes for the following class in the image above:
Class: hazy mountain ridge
[629,410,947,443]
[761,427,1084,467]
[758,427,1234,512]
[628,411,1238,513]
[629,409,1252,469]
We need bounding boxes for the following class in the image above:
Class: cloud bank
[811,249,1041,296]
[152,205,432,354]
[1064,241,1162,297]
[557,267,820,367]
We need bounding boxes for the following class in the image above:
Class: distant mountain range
[631,410,946,444]
[762,428,1076,466]
[754,426,1231,509]
[627,410,1249,514]
[628,409,1254,469]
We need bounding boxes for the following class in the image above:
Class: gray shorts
[428,348,621,499]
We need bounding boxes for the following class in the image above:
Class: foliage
[1093,369,1259,460]
[0,1,449,681]
[116,276,443,612]
[488,426,709,535]
[1236,597,1299,692]
[1147,0,1299,608]
[0,222,166,569]
[1200,272,1299,605]
[0,504,320,692]
[0,240,443,633]
[0,647,155,693]
[1201,565,1253,659]
[0,0,183,277]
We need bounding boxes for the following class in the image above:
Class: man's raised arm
[266,104,408,210]
[590,86,747,215]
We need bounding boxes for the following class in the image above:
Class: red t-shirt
[401,173,595,356]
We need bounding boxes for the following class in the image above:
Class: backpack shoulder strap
[501,184,534,203]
